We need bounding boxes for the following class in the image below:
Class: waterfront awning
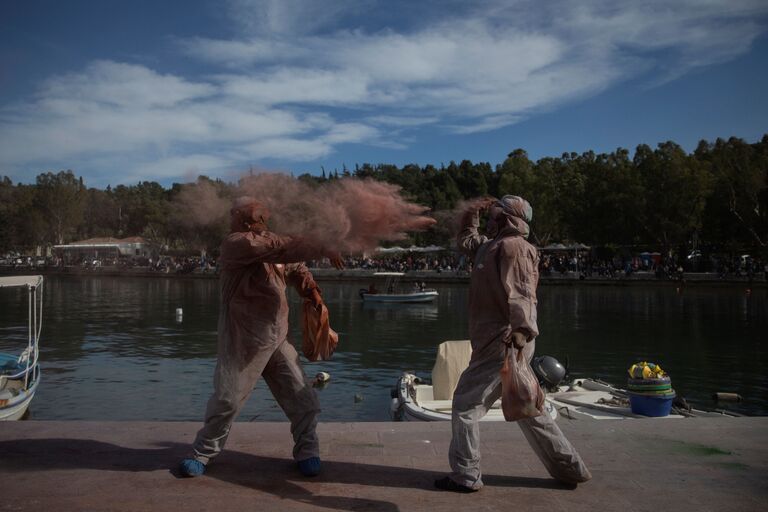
[375,245,445,254]
[53,243,122,249]
[541,243,590,251]
[375,246,407,254]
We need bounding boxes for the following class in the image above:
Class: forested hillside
[1,136,766,257]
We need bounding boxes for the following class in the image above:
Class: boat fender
[713,392,743,402]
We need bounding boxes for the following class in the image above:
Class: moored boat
[391,340,736,422]
[359,272,438,303]
[0,275,43,421]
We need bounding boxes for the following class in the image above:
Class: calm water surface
[0,276,765,420]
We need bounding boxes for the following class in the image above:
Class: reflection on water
[0,276,764,420]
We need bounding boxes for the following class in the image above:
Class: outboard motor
[532,356,567,392]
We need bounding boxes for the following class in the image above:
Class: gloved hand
[478,196,498,212]
[504,331,528,350]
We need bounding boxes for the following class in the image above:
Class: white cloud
[245,137,333,161]
[124,154,236,183]
[41,61,215,108]
[321,123,380,144]
[225,0,372,36]
[218,68,374,106]
[187,1,768,120]
[367,115,439,127]
[449,115,525,135]
[2,0,767,183]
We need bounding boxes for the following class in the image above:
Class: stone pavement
[1,418,766,512]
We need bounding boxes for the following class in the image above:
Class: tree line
[1,135,766,258]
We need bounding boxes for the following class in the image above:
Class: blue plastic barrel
[628,391,675,417]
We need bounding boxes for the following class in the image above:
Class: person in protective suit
[179,196,343,478]
[435,195,591,492]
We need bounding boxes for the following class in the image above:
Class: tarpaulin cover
[301,300,339,361]
[431,340,472,400]
[500,345,544,421]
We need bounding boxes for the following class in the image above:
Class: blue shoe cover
[179,458,206,477]
[297,456,321,477]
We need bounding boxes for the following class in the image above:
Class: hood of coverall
[230,196,271,233]
[485,195,532,239]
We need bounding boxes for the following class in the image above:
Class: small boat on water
[0,275,43,421]
[391,340,736,422]
[359,272,438,303]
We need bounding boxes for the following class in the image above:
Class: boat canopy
[372,272,405,277]
[0,275,43,289]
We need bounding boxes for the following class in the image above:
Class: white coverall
[448,199,591,489]
[191,229,323,464]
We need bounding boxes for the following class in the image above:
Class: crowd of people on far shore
[2,250,766,282]
[309,250,767,282]
[539,252,766,281]
[308,254,468,273]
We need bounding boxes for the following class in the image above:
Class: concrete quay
[1,418,766,512]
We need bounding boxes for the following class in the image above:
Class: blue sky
[1,0,767,187]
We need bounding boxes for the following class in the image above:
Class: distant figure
[368,283,378,294]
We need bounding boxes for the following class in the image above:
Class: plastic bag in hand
[500,344,544,421]
[301,300,339,361]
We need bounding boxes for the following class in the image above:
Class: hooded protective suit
[189,199,328,465]
[448,195,591,489]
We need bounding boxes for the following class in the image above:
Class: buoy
[354,393,363,403]
[315,372,330,383]
[713,392,743,402]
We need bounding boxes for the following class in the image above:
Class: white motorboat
[391,340,735,422]
[359,272,438,303]
[0,275,43,421]
[392,371,559,421]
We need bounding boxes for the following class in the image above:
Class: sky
[1,0,767,188]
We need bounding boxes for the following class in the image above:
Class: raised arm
[457,198,494,257]
[220,231,330,269]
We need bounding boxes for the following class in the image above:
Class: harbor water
[0,275,765,420]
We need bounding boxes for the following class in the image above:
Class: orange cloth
[302,300,339,361]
